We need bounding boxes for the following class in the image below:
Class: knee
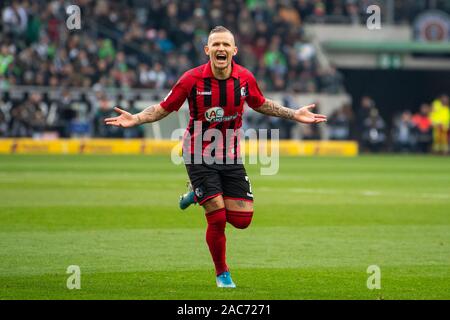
[206,208,227,228]
[226,211,253,229]
[233,217,252,229]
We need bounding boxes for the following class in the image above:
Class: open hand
[294,104,327,124]
[104,107,139,128]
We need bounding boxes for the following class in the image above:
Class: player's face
[205,32,237,70]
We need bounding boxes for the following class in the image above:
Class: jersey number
[245,176,253,194]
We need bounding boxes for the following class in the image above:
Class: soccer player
[105,26,327,288]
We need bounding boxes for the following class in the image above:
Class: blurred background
[0,0,449,154]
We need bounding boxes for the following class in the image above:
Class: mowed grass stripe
[1,202,449,232]
[0,155,449,299]
[0,226,448,277]
[1,266,449,300]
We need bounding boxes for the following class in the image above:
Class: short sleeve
[245,73,266,109]
[160,72,192,112]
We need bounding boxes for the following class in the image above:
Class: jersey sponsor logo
[240,87,248,97]
[197,90,212,95]
[204,107,238,123]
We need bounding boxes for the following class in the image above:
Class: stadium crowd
[1,0,449,154]
[1,88,448,154]
[245,93,450,154]
[0,0,348,92]
[2,0,447,91]
[352,94,449,154]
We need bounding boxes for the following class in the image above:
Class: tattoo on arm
[256,99,295,120]
[137,104,170,124]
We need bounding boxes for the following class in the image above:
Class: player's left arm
[255,99,327,124]
[245,72,327,124]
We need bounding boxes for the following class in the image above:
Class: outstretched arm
[104,104,170,127]
[255,99,327,124]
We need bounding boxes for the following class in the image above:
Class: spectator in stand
[392,110,415,153]
[412,103,433,154]
[319,66,344,94]
[0,92,13,136]
[93,94,123,138]
[2,0,28,37]
[27,93,46,138]
[0,107,7,137]
[9,92,46,138]
[148,62,167,90]
[356,96,375,144]
[328,103,354,140]
[56,90,76,138]
[430,95,449,155]
[361,107,386,153]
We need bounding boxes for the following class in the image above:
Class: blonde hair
[209,26,233,36]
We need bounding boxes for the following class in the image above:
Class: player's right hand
[104,107,139,128]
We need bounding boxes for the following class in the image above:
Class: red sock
[226,210,253,229]
[205,208,228,275]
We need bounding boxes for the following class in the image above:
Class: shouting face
[204,30,237,71]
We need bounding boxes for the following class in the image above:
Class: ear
[233,46,238,56]
[204,45,210,57]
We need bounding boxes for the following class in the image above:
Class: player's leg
[221,164,254,229]
[436,125,447,154]
[442,127,449,154]
[185,164,235,288]
[202,196,227,275]
[224,198,254,229]
[202,195,236,288]
[433,125,441,153]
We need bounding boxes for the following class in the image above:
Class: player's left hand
[294,104,327,124]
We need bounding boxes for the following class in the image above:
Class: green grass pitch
[0,154,449,300]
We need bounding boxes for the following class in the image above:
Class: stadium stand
[0,0,449,154]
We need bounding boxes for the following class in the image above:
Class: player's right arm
[104,71,193,128]
[104,104,169,127]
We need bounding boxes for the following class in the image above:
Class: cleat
[179,182,196,210]
[216,271,236,288]
[179,191,195,210]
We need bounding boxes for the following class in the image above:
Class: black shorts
[185,163,254,205]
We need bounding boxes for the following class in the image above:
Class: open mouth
[216,53,227,62]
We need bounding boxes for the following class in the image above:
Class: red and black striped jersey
[160,61,265,163]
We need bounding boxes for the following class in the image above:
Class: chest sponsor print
[204,107,238,123]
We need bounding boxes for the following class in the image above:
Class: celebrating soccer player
[105,26,327,288]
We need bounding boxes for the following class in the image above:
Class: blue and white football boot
[216,271,236,288]
[179,182,196,210]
